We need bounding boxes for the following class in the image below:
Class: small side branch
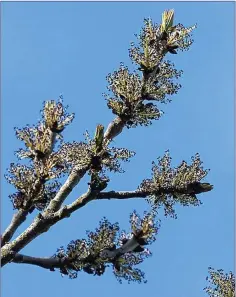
[98,190,148,200]
[13,253,65,270]
[97,182,213,200]
[52,189,96,220]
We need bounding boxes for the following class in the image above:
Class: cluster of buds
[7,100,74,211]
[15,100,74,161]
[104,65,162,127]
[43,100,75,133]
[105,10,196,130]
[54,212,159,283]
[5,163,61,210]
[204,267,235,297]
[139,151,213,217]
[60,126,135,178]
[129,10,196,69]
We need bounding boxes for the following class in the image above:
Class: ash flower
[139,151,212,217]
[42,100,74,132]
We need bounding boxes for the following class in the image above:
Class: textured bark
[1,189,95,267]
[1,209,28,247]
[45,166,89,213]
[104,116,126,142]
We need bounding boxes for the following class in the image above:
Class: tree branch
[12,253,65,270]
[11,232,146,275]
[0,189,96,267]
[98,190,148,200]
[45,165,89,213]
[1,209,29,247]
[1,110,136,266]
[104,116,126,142]
[97,182,213,200]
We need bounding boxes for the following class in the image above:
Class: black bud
[168,48,177,54]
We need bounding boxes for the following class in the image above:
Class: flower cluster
[14,100,74,161]
[54,219,119,278]
[106,65,142,103]
[129,17,196,68]
[104,65,163,127]
[204,267,235,297]
[42,99,74,133]
[114,264,146,284]
[59,141,92,170]
[59,131,135,174]
[5,163,61,210]
[129,210,159,245]
[139,151,212,217]
[54,214,159,283]
[143,60,183,103]
[15,123,53,157]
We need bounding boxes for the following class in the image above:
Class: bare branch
[98,190,148,200]
[97,182,213,200]
[45,165,89,213]
[12,253,65,271]
[1,209,29,247]
[104,116,125,142]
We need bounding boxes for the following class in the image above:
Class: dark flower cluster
[104,65,163,127]
[103,146,136,173]
[86,218,120,255]
[54,215,158,283]
[5,163,61,210]
[59,141,92,170]
[143,60,183,103]
[59,131,135,174]
[15,123,53,157]
[54,219,119,278]
[129,18,162,68]
[106,65,142,103]
[204,267,235,297]
[114,264,146,284]
[125,101,162,129]
[139,151,211,217]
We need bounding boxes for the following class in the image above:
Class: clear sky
[1,2,234,297]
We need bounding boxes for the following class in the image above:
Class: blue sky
[1,2,234,297]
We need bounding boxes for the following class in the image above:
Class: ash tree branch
[1,209,29,247]
[46,106,130,214]
[1,181,212,266]
[11,233,146,274]
[1,111,128,266]
[97,182,213,200]
[104,116,126,143]
[45,165,90,213]
[0,188,98,267]
[12,253,66,271]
